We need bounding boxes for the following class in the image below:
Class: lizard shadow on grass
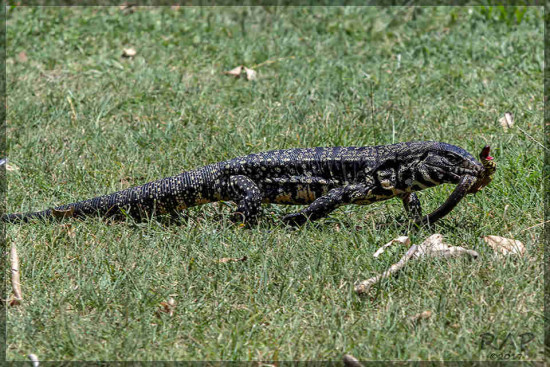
[117,203,483,236]
[346,213,484,236]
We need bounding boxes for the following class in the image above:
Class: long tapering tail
[2,210,55,223]
[2,165,220,223]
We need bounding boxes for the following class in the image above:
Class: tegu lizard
[2,141,496,226]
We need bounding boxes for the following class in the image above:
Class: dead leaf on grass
[157,297,176,317]
[409,310,432,324]
[217,256,247,263]
[122,48,137,58]
[223,65,257,81]
[6,163,19,171]
[224,65,243,77]
[244,67,257,81]
[499,112,514,131]
[373,236,410,258]
[413,234,479,259]
[483,235,525,256]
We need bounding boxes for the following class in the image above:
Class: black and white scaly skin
[2,141,493,226]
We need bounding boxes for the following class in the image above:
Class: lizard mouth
[480,145,494,161]
[467,145,496,193]
[426,165,479,184]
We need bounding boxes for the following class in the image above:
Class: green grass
[5,6,544,361]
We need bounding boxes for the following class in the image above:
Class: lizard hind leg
[228,175,263,225]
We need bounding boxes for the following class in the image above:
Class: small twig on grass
[66,96,78,122]
[10,244,22,305]
[355,244,418,295]
[250,56,295,70]
[515,126,549,152]
[519,220,550,233]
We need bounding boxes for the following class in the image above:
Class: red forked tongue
[480,145,493,160]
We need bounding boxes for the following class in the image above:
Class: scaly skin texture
[2,141,495,226]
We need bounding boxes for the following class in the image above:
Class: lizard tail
[1,194,133,223]
[2,188,164,223]
[2,166,219,224]
[2,211,52,223]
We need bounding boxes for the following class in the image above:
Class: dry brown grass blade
[250,55,295,69]
[217,256,247,263]
[157,297,176,317]
[409,310,433,324]
[61,224,76,238]
[519,220,550,232]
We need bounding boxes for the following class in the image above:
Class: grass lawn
[5,6,544,361]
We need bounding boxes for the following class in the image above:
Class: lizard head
[403,142,486,190]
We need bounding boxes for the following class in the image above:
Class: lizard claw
[282,212,308,226]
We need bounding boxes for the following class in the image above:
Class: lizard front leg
[415,174,477,226]
[228,175,263,225]
[401,192,423,221]
[282,184,371,226]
